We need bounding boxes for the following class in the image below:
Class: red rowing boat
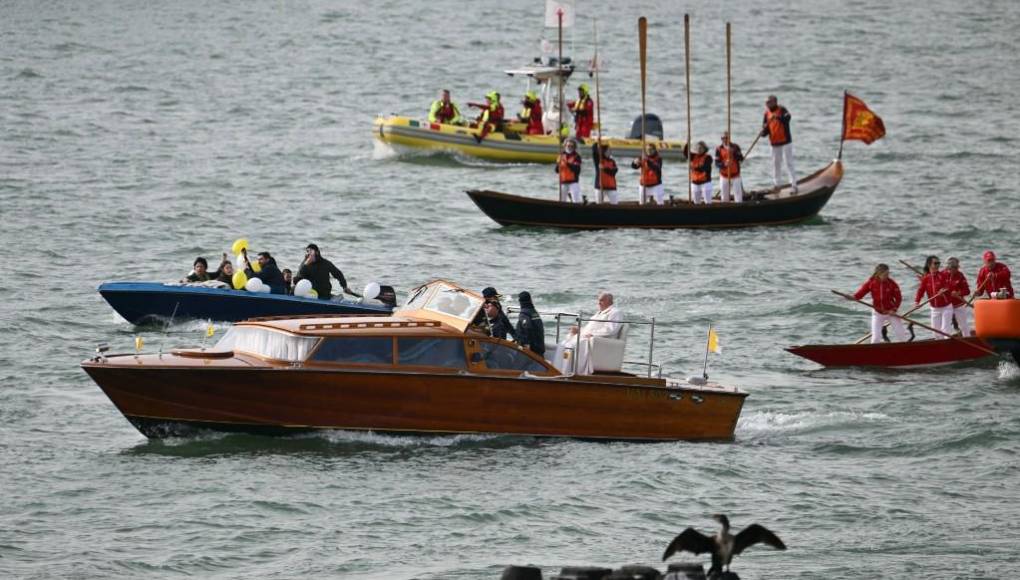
[786,337,996,368]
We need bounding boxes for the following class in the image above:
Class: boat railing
[507,308,659,377]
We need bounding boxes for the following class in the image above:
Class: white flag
[545,0,576,28]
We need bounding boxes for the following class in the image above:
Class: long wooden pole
[744,132,763,158]
[726,22,731,140]
[638,16,648,205]
[594,18,604,203]
[684,14,692,203]
[558,10,565,144]
[831,290,999,356]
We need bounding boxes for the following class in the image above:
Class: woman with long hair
[853,263,907,343]
[914,255,952,338]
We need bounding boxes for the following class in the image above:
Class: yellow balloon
[251,261,262,273]
[231,238,249,255]
[309,289,318,298]
[231,271,248,290]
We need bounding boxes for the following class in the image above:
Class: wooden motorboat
[82,280,746,441]
[465,160,842,229]
[99,282,393,325]
[373,116,685,164]
[786,336,996,368]
[974,298,1020,360]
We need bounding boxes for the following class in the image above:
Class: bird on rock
[662,514,786,578]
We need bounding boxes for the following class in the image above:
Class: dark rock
[502,565,543,580]
[551,565,613,580]
[664,562,706,580]
[606,564,662,580]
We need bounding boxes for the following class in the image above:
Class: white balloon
[363,282,381,300]
[245,278,264,292]
[258,285,271,293]
[294,279,312,297]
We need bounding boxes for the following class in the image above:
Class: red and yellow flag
[842,92,886,144]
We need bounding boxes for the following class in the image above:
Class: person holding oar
[557,138,583,203]
[632,143,664,205]
[913,256,953,338]
[761,95,797,193]
[943,257,972,336]
[851,263,908,343]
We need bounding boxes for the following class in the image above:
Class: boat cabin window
[399,282,482,323]
[397,337,467,369]
[214,326,318,362]
[311,337,393,365]
[479,342,548,373]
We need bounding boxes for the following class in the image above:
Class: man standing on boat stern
[761,95,797,193]
[976,251,1014,299]
[716,132,744,202]
[295,244,357,300]
[428,89,462,125]
[557,138,582,203]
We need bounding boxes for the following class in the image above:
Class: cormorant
[662,514,786,577]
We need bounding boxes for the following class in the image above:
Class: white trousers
[560,182,581,203]
[691,182,713,205]
[871,312,907,344]
[771,143,797,191]
[602,189,619,204]
[553,335,593,375]
[639,184,665,205]
[929,306,953,338]
[951,305,970,336]
[720,176,744,202]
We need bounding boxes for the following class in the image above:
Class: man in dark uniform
[242,250,287,294]
[294,243,359,300]
[514,291,545,355]
[474,287,516,340]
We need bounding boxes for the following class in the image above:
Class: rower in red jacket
[853,263,907,343]
[976,250,1014,299]
[942,256,971,336]
[913,255,952,338]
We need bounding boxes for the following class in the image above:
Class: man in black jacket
[243,250,287,294]
[514,291,545,355]
[295,243,358,300]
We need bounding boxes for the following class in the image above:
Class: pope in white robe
[554,292,624,375]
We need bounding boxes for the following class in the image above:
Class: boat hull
[373,116,686,164]
[81,364,746,441]
[465,161,842,229]
[99,282,392,324]
[785,337,995,368]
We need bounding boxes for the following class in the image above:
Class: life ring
[974,299,1020,339]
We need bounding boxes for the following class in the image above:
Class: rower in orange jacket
[567,84,595,139]
[852,263,907,343]
[593,142,619,204]
[715,132,744,203]
[976,250,1014,298]
[631,143,664,205]
[761,95,798,193]
[557,138,582,203]
[686,141,713,205]
[913,255,953,337]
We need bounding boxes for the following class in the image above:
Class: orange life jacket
[559,151,581,183]
[598,157,617,190]
[690,152,712,184]
[715,143,743,178]
[763,106,792,145]
[638,155,662,186]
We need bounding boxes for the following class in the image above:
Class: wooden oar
[638,16,648,205]
[853,288,946,344]
[831,289,999,356]
[726,22,732,141]
[899,259,925,278]
[684,13,692,203]
[593,18,604,203]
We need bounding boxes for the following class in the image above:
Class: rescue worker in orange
[685,141,713,205]
[976,250,1014,299]
[592,142,619,204]
[567,84,595,139]
[428,89,463,125]
[715,132,745,203]
[631,143,664,205]
[470,91,504,142]
[517,91,544,135]
[761,95,798,193]
[851,263,908,343]
[557,138,583,203]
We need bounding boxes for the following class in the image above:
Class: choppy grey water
[3,0,1020,578]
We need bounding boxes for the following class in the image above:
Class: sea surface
[2,0,1020,578]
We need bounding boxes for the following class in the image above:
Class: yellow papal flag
[134,336,144,352]
[707,327,721,354]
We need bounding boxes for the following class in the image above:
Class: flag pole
[838,90,847,160]
[702,323,712,379]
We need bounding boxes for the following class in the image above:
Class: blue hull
[98,282,392,324]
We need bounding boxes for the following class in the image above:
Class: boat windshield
[213,326,319,362]
[399,281,482,323]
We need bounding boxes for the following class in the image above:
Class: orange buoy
[974,299,1020,339]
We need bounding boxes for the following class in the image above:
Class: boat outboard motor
[628,113,664,140]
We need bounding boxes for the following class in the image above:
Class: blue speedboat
[98,282,393,325]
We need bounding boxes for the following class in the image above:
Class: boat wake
[737,409,891,440]
[997,359,1020,381]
